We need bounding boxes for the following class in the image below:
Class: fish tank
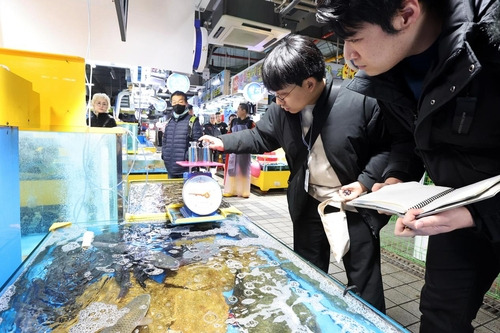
[0,216,409,333]
[125,179,183,222]
[123,152,167,175]
[18,130,121,258]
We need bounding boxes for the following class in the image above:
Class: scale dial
[182,175,222,216]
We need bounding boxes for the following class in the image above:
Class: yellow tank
[0,48,86,131]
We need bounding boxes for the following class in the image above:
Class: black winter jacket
[346,0,500,241]
[221,80,391,234]
[161,114,202,177]
[203,122,221,137]
[87,113,117,127]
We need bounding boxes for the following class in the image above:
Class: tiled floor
[220,178,500,333]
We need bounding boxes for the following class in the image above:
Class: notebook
[349,175,500,217]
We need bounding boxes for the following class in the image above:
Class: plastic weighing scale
[168,161,235,225]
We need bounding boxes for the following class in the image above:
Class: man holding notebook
[201,35,391,312]
[317,0,500,332]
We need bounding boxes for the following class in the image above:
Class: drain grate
[381,249,425,279]
[381,249,500,317]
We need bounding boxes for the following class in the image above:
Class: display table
[0,216,408,332]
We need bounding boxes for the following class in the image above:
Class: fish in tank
[0,216,408,332]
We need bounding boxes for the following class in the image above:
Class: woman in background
[87,93,117,128]
[227,113,237,128]
[223,103,255,198]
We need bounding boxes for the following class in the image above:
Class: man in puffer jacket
[161,91,202,178]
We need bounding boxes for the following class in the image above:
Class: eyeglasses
[271,85,297,102]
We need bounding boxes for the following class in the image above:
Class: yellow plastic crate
[251,170,290,192]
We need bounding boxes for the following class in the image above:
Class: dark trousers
[419,229,500,333]
[292,195,386,312]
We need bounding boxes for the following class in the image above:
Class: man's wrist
[384,177,402,185]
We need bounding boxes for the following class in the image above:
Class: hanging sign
[243,82,265,104]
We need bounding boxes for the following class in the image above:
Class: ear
[393,0,420,30]
[303,77,316,91]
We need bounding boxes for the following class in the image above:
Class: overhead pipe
[280,0,305,16]
[272,0,288,13]
[266,0,316,14]
[293,0,316,6]
[211,52,262,62]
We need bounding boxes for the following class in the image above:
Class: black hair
[171,90,187,103]
[238,103,249,113]
[316,0,443,39]
[486,2,500,47]
[262,35,325,92]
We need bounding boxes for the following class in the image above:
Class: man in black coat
[316,0,500,330]
[161,91,202,178]
[200,35,391,312]
[214,111,228,134]
[202,114,221,137]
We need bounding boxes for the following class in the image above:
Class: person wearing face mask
[161,91,203,178]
